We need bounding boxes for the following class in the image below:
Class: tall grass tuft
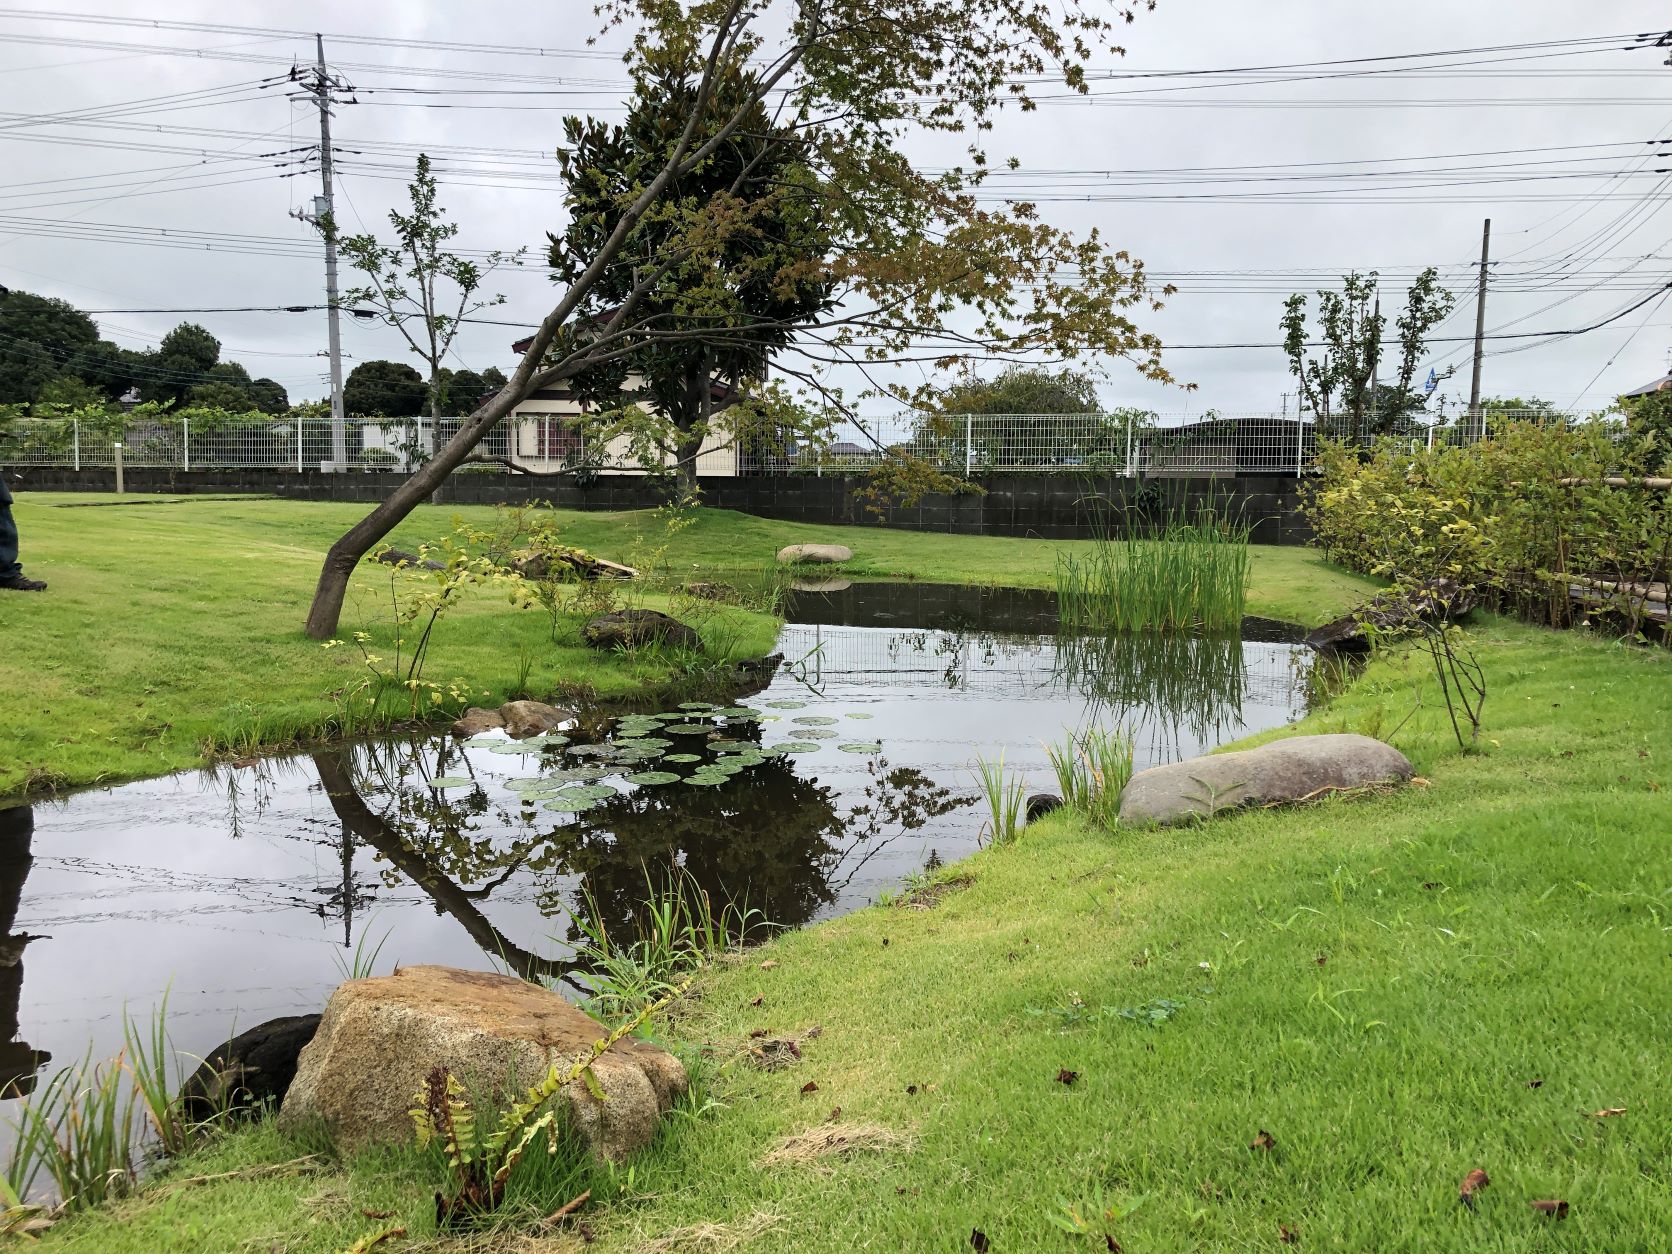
[1056,509,1251,633]
[975,752,1027,846]
[567,868,767,1020]
[1047,726,1135,829]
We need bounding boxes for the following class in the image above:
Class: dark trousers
[0,480,18,581]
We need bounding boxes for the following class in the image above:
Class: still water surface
[0,582,1322,1107]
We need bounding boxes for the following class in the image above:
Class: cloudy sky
[2,2,1670,420]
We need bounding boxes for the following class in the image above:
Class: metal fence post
[1124,420,1134,477]
[298,418,305,472]
[114,442,124,494]
[964,414,973,477]
[72,419,80,471]
[1427,423,1435,451]
[182,416,190,471]
[1295,415,1304,477]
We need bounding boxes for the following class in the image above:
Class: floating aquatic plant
[661,723,716,736]
[764,699,807,709]
[428,776,474,789]
[839,742,883,754]
[844,712,874,720]
[773,741,823,754]
[797,728,839,740]
[792,715,839,726]
[625,771,680,786]
[665,753,702,764]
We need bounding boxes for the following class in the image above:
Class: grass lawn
[0,493,1378,797]
[35,616,1671,1252]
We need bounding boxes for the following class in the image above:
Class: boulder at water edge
[450,706,505,736]
[582,609,702,652]
[1117,734,1414,826]
[498,699,574,738]
[278,966,686,1161]
[776,543,853,566]
[180,1013,321,1122]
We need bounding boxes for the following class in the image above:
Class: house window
[519,416,582,460]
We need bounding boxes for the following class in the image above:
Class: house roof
[1620,373,1672,398]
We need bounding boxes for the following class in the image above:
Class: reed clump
[1055,510,1251,633]
[1046,726,1136,829]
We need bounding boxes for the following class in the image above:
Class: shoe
[0,576,45,592]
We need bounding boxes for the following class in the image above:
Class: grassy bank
[1,493,1377,796]
[36,617,1670,1251]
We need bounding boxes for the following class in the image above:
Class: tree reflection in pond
[310,733,969,980]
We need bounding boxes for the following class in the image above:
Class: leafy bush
[1307,418,1672,631]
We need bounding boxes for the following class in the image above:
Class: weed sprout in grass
[974,752,1027,846]
[1055,509,1251,633]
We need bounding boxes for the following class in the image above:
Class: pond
[0,581,1328,1112]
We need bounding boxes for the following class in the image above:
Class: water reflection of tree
[310,731,967,977]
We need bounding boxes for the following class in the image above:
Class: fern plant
[411,979,687,1226]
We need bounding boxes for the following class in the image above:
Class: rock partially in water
[499,699,574,738]
[582,609,702,652]
[1026,793,1062,822]
[180,1013,321,1122]
[1305,578,1477,651]
[777,543,853,566]
[683,581,738,602]
[791,577,852,593]
[1118,734,1414,826]
[451,707,505,737]
[278,966,685,1161]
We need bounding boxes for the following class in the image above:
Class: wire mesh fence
[0,408,1610,477]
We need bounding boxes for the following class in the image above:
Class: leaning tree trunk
[673,424,703,502]
[303,387,523,639]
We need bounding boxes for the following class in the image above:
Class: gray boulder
[279,966,686,1161]
[180,1014,321,1122]
[498,699,574,738]
[450,707,504,737]
[776,543,853,566]
[1118,734,1413,826]
[582,609,701,652]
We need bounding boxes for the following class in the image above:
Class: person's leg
[0,495,20,582]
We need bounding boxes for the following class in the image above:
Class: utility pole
[1467,218,1491,440]
[290,37,349,470]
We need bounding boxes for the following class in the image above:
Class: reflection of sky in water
[3,585,1318,1124]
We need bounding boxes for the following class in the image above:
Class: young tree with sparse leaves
[335,154,521,424]
[304,0,1173,639]
[1281,268,1454,441]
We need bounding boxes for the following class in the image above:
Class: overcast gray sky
[2,1,1669,418]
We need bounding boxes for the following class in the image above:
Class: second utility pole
[313,33,347,470]
[1467,217,1490,440]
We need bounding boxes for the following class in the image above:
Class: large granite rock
[180,1014,321,1122]
[498,700,574,738]
[278,966,685,1161]
[582,609,701,652]
[1118,734,1414,826]
[776,543,853,566]
[1306,578,1477,651]
[450,707,504,737]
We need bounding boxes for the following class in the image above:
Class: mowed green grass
[0,493,1377,796]
[38,618,1671,1252]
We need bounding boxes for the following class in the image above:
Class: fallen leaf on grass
[1527,1078,1544,1089]
[750,996,764,1007]
[1105,1235,1123,1252]
[1278,1223,1299,1244]
[1055,1068,1079,1087]
[342,1226,406,1254]
[359,1209,396,1220]
[1530,1199,1569,1220]
[1459,1168,1490,1209]
[970,1229,990,1252]
[1250,1130,1276,1151]
[827,1107,842,1121]
[1590,1107,1626,1118]
[1410,776,1430,788]
[760,959,779,970]
[800,1081,820,1095]
[1421,881,1443,891]
[1314,953,1328,966]
[906,1084,918,1095]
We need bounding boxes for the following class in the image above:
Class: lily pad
[665,753,702,764]
[545,765,611,783]
[792,715,839,726]
[428,776,475,789]
[772,741,823,755]
[464,735,511,747]
[765,699,808,709]
[662,723,717,736]
[797,728,840,739]
[708,739,752,751]
[616,736,672,751]
[542,792,607,813]
[717,707,762,719]
[704,759,745,776]
[683,773,728,787]
[565,743,618,758]
[486,742,535,755]
[624,770,681,786]
[839,742,884,754]
[679,701,719,711]
[844,712,874,720]
[563,784,619,802]
[521,734,570,748]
